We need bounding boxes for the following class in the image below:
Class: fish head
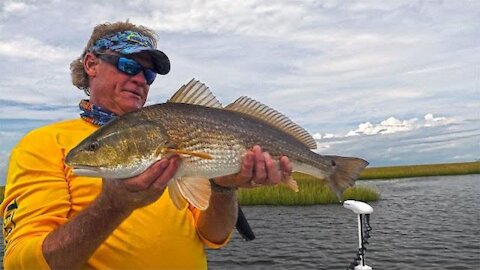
[65,117,171,179]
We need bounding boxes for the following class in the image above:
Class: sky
[0,0,479,184]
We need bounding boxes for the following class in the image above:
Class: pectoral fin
[170,177,212,210]
[168,181,188,210]
[157,147,213,159]
[163,148,213,160]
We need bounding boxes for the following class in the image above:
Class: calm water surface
[1,175,479,269]
[208,175,480,269]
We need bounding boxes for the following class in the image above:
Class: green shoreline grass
[1,161,478,205]
[238,178,380,206]
[359,161,480,180]
[240,161,479,205]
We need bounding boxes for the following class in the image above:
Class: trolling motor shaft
[344,200,373,270]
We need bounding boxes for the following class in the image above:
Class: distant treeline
[358,161,480,180]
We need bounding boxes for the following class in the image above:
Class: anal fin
[172,177,212,210]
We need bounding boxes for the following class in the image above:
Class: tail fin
[324,155,369,202]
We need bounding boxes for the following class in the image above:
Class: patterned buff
[79,99,116,126]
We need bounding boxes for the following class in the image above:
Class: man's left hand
[212,145,292,189]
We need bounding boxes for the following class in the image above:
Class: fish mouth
[71,165,103,177]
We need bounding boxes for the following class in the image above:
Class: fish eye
[88,141,100,151]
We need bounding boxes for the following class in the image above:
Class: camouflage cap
[89,30,170,75]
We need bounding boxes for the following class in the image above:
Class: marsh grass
[0,162,477,205]
[359,161,480,180]
[0,178,378,205]
[238,175,380,206]
[238,161,480,205]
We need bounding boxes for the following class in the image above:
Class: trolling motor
[343,200,373,270]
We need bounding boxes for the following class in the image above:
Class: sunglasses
[97,54,157,85]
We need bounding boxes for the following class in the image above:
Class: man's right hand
[100,155,180,214]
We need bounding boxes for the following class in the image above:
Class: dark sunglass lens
[118,57,142,75]
[105,55,156,85]
[144,69,157,85]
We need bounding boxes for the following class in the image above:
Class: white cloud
[313,117,480,166]
[2,0,34,14]
[314,114,455,139]
[306,52,399,74]
[378,88,428,99]
[312,132,339,140]
[316,142,331,150]
[347,117,418,136]
[0,0,478,168]
[312,132,322,140]
[144,1,309,36]
[406,63,462,75]
[0,36,75,61]
[424,113,453,127]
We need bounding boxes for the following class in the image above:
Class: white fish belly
[175,145,246,179]
[291,160,330,180]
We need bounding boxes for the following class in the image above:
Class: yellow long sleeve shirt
[1,118,225,269]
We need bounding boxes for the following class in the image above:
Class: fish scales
[136,102,333,178]
[65,79,368,209]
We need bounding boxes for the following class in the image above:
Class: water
[207,175,480,269]
[1,175,479,269]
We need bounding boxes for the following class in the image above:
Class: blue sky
[0,0,479,184]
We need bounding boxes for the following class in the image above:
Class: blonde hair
[70,21,157,95]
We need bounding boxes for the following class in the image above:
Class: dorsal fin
[226,96,317,149]
[168,79,223,108]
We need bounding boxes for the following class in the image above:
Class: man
[1,21,292,269]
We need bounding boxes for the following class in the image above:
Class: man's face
[88,52,154,116]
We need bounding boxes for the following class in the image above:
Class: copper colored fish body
[65,79,368,210]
